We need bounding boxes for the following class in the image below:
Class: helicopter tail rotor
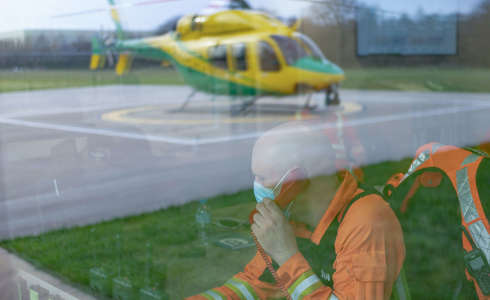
[107,0,126,40]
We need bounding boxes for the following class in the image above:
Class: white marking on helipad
[0,117,199,145]
[0,103,489,146]
[101,101,363,125]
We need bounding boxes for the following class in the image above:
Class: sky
[0,0,483,33]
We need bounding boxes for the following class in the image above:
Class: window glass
[208,44,228,69]
[231,43,247,71]
[258,41,280,71]
[1,2,489,300]
[270,34,307,65]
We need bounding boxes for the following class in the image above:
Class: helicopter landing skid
[302,93,317,111]
[230,96,259,116]
[174,89,198,112]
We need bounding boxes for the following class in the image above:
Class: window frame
[230,42,248,72]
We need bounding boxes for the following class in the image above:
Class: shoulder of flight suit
[334,194,406,300]
[274,193,405,300]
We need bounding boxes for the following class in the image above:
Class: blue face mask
[253,169,294,203]
[253,181,276,203]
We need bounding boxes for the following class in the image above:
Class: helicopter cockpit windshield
[294,32,328,62]
[270,35,307,65]
[270,33,328,66]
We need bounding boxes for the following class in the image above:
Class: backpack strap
[338,168,386,224]
[461,225,479,251]
[393,267,411,300]
[463,146,489,158]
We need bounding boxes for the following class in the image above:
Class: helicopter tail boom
[107,0,125,40]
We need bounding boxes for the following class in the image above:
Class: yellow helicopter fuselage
[92,9,345,96]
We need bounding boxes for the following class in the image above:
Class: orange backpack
[384,143,490,299]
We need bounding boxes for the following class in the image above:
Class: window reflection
[258,41,280,72]
[270,34,307,65]
[208,44,229,70]
[0,0,489,300]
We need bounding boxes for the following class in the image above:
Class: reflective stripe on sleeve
[456,167,479,223]
[288,270,323,300]
[224,278,258,300]
[201,289,226,300]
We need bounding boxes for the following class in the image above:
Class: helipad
[101,100,363,126]
[0,85,489,240]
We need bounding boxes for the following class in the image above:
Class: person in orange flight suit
[188,122,405,300]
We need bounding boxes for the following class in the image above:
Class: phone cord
[251,231,292,300]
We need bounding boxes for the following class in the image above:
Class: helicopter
[89,0,345,112]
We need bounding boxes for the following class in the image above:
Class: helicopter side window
[258,41,280,72]
[270,35,307,65]
[231,43,247,71]
[208,45,228,69]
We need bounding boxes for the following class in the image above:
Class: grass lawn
[341,68,490,93]
[1,67,490,94]
[2,154,483,299]
[0,68,185,93]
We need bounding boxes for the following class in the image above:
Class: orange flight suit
[189,172,405,300]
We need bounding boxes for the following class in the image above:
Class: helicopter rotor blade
[52,0,179,18]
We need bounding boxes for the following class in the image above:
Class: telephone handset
[249,167,310,300]
[249,167,310,224]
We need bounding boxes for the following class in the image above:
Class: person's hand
[251,198,298,266]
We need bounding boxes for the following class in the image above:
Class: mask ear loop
[272,167,305,219]
[272,168,294,195]
[283,201,296,219]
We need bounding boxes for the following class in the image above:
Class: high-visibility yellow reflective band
[201,289,226,300]
[288,270,323,300]
[224,278,258,300]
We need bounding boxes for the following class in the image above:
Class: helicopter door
[208,44,232,95]
[230,43,250,96]
[255,40,282,95]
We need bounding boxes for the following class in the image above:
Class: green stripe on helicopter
[292,57,344,75]
[116,40,281,96]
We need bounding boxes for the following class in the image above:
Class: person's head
[251,121,337,225]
